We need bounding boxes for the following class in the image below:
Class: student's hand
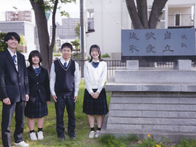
[25,94,29,101]
[94,92,100,99]
[52,95,57,102]
[91,92,95,98]
[47,101,50,104]
[74,96,77,103]
[3,98,11,105]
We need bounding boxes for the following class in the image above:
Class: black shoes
[58,136,65,141]
[70,136,76,140]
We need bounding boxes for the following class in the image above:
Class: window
[175,13,181,26]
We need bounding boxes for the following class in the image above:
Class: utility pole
[80,0,85,77]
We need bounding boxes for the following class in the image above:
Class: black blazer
[27,66,50,103]
[0,49,29,103]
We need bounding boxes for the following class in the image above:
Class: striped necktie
[12,55,17,63]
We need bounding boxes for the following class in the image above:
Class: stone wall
[103,60,196,142]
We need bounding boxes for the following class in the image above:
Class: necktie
[34,67,41,74]
[13,55,17,63]
[92,62,99,68]
[64,62,67,68]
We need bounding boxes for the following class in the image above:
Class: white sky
[0,0,80,25]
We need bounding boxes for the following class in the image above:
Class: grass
[0,80,111,147]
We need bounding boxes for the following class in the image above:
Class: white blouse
[84,60,107,94]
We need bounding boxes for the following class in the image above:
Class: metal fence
[74,59,127,79]
[26,59,196,79]
[74,60,177,79]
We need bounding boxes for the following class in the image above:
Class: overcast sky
[0,0,80,25]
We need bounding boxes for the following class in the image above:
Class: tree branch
[136,0,149,29]
[125,0,144,29]
[48,0,58,71]
[29,0,50,71]
[149,0,168,29]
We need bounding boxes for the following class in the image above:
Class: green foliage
[72,53,81,58]
[71,39,80,50]
[176,138,196,147]
[60,11,69,17]
[44,0,76,17]
[135,135,167,147]
[53,44,57,52]
[127,134,139,142]
[75,22,80,38]
[53,52,62,57]
[99,134,126,147]
[19,35,26,46]
[0,33,7,53]
[101,53,110,58]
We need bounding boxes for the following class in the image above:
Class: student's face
[32,56,40,65]
[61,47,72,61]
[5,37,18,50]
[91,48,100,60]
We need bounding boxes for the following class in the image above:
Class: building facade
[50,18,80,51]
[85,0,196,59]
[5,11,32,22]
[0,21,36,59]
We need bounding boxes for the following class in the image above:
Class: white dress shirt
[7,48,18,71]
[84,60,107,94]
[50,58,80,97]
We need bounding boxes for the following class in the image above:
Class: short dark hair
[4,32,20,43]
[61,42,73,51]
[28,50,42,66]
[89,44,103,62]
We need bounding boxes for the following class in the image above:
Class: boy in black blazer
[0,32,29,147]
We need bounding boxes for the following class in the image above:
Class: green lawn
[0,80,111,147]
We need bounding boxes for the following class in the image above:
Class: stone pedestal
[102,60,196,142]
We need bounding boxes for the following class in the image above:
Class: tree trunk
[30,0,50,72]
[149,0,168,29]
[136,0,149,29]
[125,0,144,29]
[49,0,58,71]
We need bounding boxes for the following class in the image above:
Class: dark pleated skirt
[25,97,48,118]
[83,88,108,115]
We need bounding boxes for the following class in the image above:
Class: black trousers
[1,101,25,147]
[55,94,75,138]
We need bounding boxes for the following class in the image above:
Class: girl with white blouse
[83,44,108,139]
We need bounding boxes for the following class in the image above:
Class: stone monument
[102,28,196,142]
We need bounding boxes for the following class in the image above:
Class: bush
[135,134,167,147]
[101,53,110,58]
[99,134,126,147]
[176,139,196,147]
[0,33,7,53]
[53,52,62,57]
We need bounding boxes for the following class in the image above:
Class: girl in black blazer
[25,50,50,141]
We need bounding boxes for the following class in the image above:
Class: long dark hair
[28,50,42,66]
[89,44,103,62]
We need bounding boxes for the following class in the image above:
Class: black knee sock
[30,130,35,133]
[38,128,43,132]
[97,128,101,131]
[91,127,95,131]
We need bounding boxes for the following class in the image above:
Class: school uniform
[83,60,108,115]
[50,58,80,139]
[25,66,50,118]
[0,49,29,147]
